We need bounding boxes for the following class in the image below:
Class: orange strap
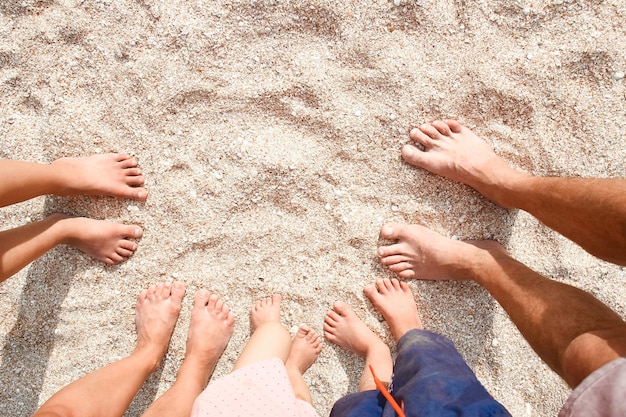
[369,364,405,417]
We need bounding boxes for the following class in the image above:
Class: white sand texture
[1,0,625,416]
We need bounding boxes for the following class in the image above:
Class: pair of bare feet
[376,119,517,281]
[14,153,148,267]
[51,153,148,265]
[135,283,321,397]
[324,278,420,388]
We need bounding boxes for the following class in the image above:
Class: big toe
[194,289,211,307]
[332,301,351,316]
[363,283,378,300]
[120,224,143,239]
[379,222,406,240]
[401,144,426,167]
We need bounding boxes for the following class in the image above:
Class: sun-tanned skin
[378,120,626,388]
[32,282,235,417]
[402,120,626,265]
[324,278,421,392]
[234,294,322,404]
[0,153,147,281]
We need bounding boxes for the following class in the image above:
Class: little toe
[108,252,125,264]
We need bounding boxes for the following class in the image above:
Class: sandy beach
[1,0,625,415]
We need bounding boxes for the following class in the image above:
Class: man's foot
[377,222,504,280]
[251,294,282,329]
[403,120,526,207]
[184,290,235,372]
[324,301,389,359]
[51,153,147,201]
[134,282,186,370]
[55,214,143,265]
[364,278,422,342]
[285,325,323,375]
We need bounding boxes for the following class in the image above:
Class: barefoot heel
[368,364,405,417]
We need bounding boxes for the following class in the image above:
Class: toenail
[134,228,143,238]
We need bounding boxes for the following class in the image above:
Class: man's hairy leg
[378,223,626,388]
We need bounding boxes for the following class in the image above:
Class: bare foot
[185,290,235,370]
[324,301,393,390]
[285,325,323,374]
[134,281,186,370]
[324,301,388,359]
[251,294,282,329]
[402,120,526,207]
[51,153,147,201]
[377,222,504,280]
[364,279,422,342]
[56,214,143,265]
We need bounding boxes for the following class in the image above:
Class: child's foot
[364,278,422,342]
[51,153,147,201]
[251,294,282,329]
[55,214,143,265]
[134,282,186,370]
[184,290,235,374]
[403,120,525,207]
[377,222,504,280]
[285,325,323,375]
[324,301,389,359]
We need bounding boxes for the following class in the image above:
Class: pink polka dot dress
[191,358,320,417]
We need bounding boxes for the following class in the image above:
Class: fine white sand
[1,1,625,416]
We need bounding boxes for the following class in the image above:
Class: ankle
[474,168,531,209]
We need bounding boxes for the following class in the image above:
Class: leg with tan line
[403,119,626,265]
[33,282,185,417]
[141,290,234,417]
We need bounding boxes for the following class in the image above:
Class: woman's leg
[141,290,234,417]
[33,282,185,417]
[233,294,291,371]
[284,325,322,404]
